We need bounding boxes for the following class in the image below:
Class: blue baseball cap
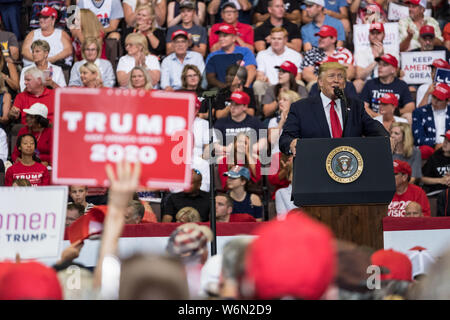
[223,165,250,180]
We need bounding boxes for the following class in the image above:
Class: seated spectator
[122,4,166,60]
[399,0,443,52]
[29,0,68,30]
[322,0,350,35]
[360,54,414,120]
[160,30,205,91]
[178,65,208,119]
[410,25,450,63]
[20,40,66,91]
[224,165,263,221]
[124,200,145,224]
[205,24,256,89]
[412,83,450,149]
[0,46,19,94]
[69,8,107,62]
[5,134,50,186]
[77,0,124,40]
[128,66,153,90]
[213,91,266,156]
[11,103,52,166]
[175,206,201,223]
[421,129,450,194]
[209,2,254,53]
[354,23,397,93]
[301,0,345,52]
[417,59,450,108]
[390,122,422,184]
[22,7,73,69]
[66,203,85,228]
[253,0,300,26]
[69,38,116,88]
[168,0,206,27]
[375,93,408,131]
[214,65,256,118]
[262,61,307,118]
[8,67,55,125]
[0,27,19,61]
[301,25,354,86]
[162,169,210,222]
[218,132,262,190]
[215,193,256,222]
[0,75,12,126]
[350,1,387,25]
[387,160,430,217]
[123,0,167,28]
[116,33,160,88]
[254,0,301,53]
[254,27,303,106]
[80,62,104,88]
[69,185,95,213]
[275,157,297,218]
[404,201,424,217]
[166,1,207,57]
[208,0,252,25]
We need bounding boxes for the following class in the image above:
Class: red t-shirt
[13,88,55,125]
[209,22,254,50]
[267,152,290,200]
[388,184,431,217]
[12,127,53,164]
[5,161,50,186]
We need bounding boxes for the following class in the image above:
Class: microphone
[333,87,350,112]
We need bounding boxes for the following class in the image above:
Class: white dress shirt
[320,92,343,137]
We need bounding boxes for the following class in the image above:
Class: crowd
[0,0,449,300]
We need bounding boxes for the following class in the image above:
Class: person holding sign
[416,58,450,108]
[410,25,450,63]
[5,133,50,186]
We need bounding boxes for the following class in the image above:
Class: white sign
[353,22,400,59]
[0,186,68,260]
[388,2,409,21]
[401,50,446,84]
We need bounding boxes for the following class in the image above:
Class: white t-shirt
[268,116,281,154]
[433,107,447,145]
[78,0,124,28]
[256,46,303,85]
[374,115,408,125]
[20,63,66,92]
[416,83,432,107]
[193,117,209,159]
[354,46,397,80]
[116,54,161,74]
[275,184,297,219]
[0,127,7,162]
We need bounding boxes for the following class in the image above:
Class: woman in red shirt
[12,102,52,166]
[5,133,50,186]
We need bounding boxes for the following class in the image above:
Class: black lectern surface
[292,137,395,206]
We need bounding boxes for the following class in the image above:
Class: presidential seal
[325,146,363,183]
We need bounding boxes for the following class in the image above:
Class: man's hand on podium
[290,138,298,157]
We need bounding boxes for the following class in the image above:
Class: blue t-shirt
[324,0,348,13]
[360,78,414,114]
[301,15,346,47]
[205,46,256,83]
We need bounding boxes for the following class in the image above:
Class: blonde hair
[81,37,102,60]
[79,62,102,82]
[135,4,155,31]
[318,61,347,79]
[80,9,104,41]
[125,33,149,55]
[31,39,50,53]
[176,207,201,223]
[278,89,301,104]
[391,122,414,158]
[128,66,153,90]
[271,26,288,37]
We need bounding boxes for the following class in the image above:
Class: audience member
[175,206,201,223]
[417,59,450,108]
[254,0,301,26]
[80,62,104,88]
[275,156,297,218]
[124,200,145,224]
[404,201,424,217]
[123,0,167,28]
[409,25,449,62]
[66,203,85,227]
[128,66,153,89]
[0,44,19,94]
[376,94,408,131]
[216,193,257,222]
[69,185,95,213]
[350,1,387,25]
[387,160,430,217]
[209,2,254,53]
[160,30,205,90]
[168,0,206,27]
[29,0,68,30]
[0,27,19,61]
[0,74,12,126]
[254,0,301,52]
[208,0,252,25]
[166,0,207,57]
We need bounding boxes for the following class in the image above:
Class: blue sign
[435,68,450,85]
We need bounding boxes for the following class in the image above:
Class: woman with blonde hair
[116,33,161,87]
[391,122,422,183]
[80,62,103,88]
[128,66,153,90]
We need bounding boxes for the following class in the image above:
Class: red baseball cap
[229,91,250,105]
[430,58,450,69]
[275,60,298,77]
[245,210,336,300]
[369,22,385,33]
[371,249,412,282]
[171,29,189,40]
[420,25,435,37]
[441,129,450,141]
[0,261,63,300]
[215,23,237,35]
[379,93,399,107]
[315,25,337,38]
[419,145,434,160]
[393,160,412,177]
[38,6,58,19]
[405,0,426,8]
[376,53,398,69]
[431,83,450,101]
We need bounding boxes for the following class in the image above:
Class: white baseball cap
[23,103,48,118]
[304,0,325,6]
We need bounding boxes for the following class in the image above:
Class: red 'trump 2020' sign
[52,88,195,189]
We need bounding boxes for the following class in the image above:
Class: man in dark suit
[279,61,388,156]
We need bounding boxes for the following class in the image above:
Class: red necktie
[330,100,342,138]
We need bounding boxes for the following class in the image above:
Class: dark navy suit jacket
[279,94,389,155]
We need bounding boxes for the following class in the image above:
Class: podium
[292,137,395,249]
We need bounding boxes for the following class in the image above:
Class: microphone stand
[334,87,350,129]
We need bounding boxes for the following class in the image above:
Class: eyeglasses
[84,48,98,52]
